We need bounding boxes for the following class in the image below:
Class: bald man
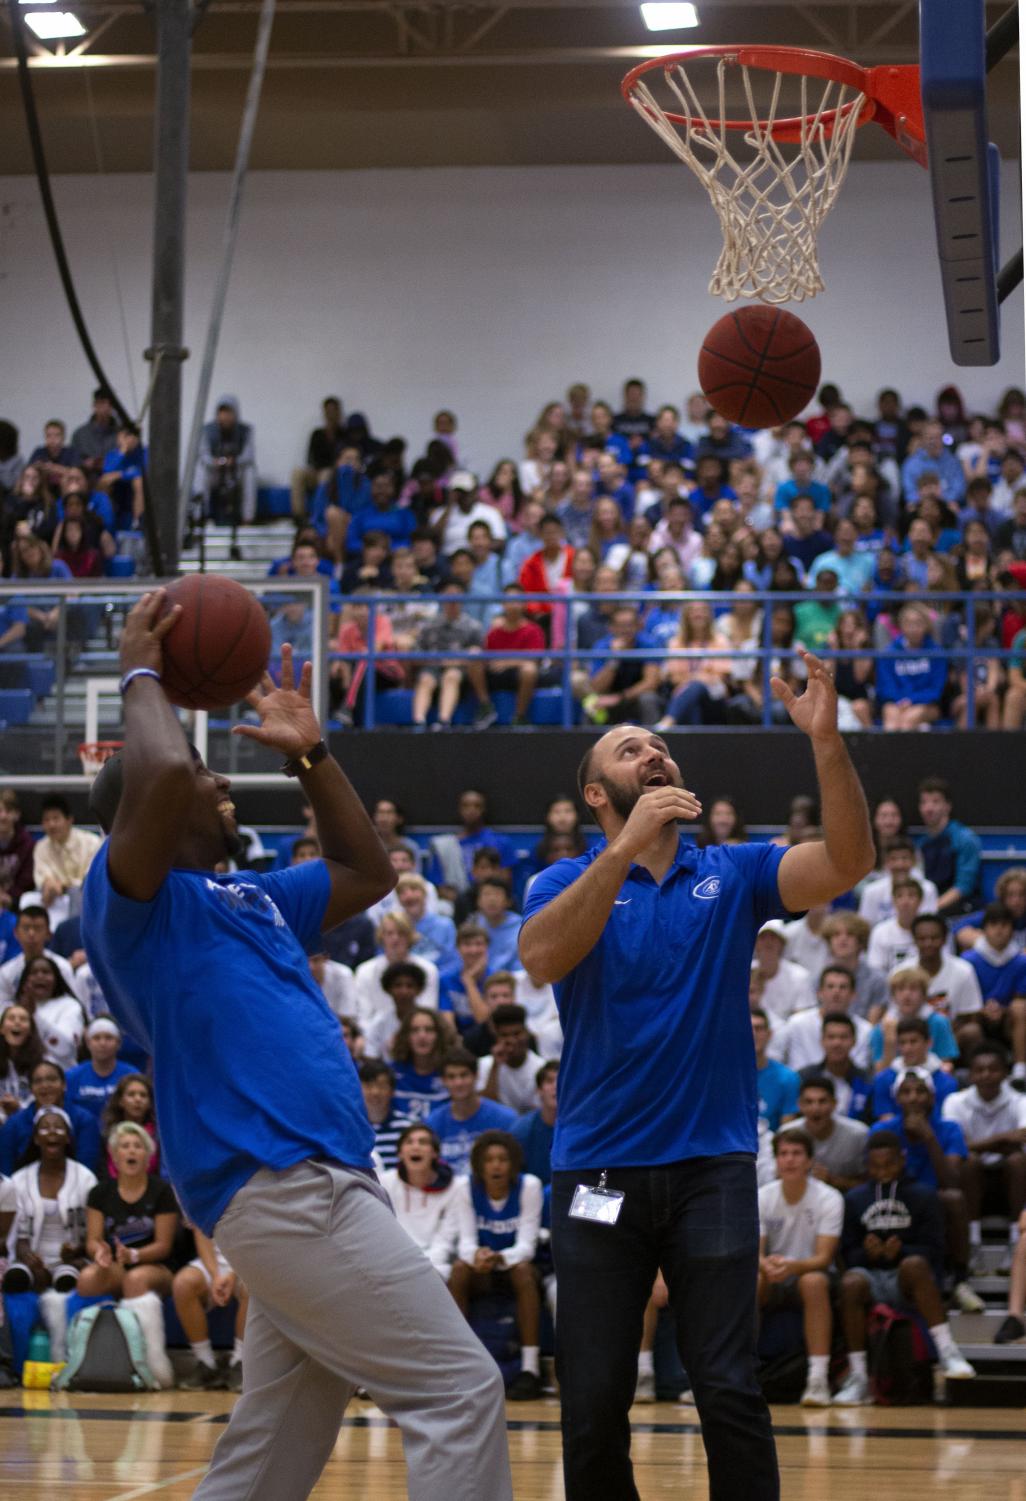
[519,651,874,1501]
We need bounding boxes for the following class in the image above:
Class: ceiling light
[641,3,700,31]
[24,10,86,36]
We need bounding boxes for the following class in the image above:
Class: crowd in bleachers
[0,771,1024,1403]
[4,379,1026,729]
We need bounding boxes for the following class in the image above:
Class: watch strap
[281,739,329,778]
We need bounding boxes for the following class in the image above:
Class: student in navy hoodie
[961,904,1026,1085]
[834,1131,975,1405]
[876,603,949,731]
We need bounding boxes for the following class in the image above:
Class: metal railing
[326,589,1025,730]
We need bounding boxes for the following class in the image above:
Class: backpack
[53,1305,161,1393]
[867,1302,934,1406]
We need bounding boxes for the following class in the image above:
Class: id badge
[569,1171,625,1227]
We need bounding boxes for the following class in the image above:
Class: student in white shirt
[308,951,357,1020]
[380,1122,463,1276]
[752,921,816,1022]
[0,905,81,1008]
[858,838,938,926]
[942,1044,1026,1267]
[477,1005,545,1115]
[449,1129,544,1400]
[758,1127,844,1407]
[867,878,927,976]
[784,905,830,978]
[8,957,86,1072]
[353,911,439,1035]
[770,967,873,1072]
[904,913,984,1024]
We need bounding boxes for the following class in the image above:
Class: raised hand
[611,784,703,863]
[770,648,839,743]
[118,589,182,677]
[230,643,323,759]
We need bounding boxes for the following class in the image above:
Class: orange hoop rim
[77,740,124,769]
[621,44,879,141]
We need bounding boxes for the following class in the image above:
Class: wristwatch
[281,739,329,778]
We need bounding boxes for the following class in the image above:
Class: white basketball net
[626,56,866,304]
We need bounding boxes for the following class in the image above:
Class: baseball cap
[447,470,478,493]
[892,1065,935,1098]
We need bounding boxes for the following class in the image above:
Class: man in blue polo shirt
[520,651,874,1501]
[81,594,511,1501]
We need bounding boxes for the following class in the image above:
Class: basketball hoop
[77,741,124,776]
[622,46,925,305]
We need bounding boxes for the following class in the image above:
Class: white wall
[0,162,1022,486]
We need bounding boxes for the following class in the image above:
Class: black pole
[985,4,1018,71]
[998,249,1024,304]
[147,0,193,577]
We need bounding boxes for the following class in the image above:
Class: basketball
[697,305,822,427]
[159,574,271,711]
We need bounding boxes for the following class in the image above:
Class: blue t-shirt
[390,1063,448,1121]
[520,837,791,1171]
[868,1114,967,1189]
[512,1108,555,1185]
[868,1013,959,1065]
[477,910,522,971]
[963,949,1026,1005]
[471,1175,522,1252]
[868,1066,959,1123]
[757,1058,800,1131]
[64,1059,136,1119]
[82,846,375,1235]
[425,1098,518,1176]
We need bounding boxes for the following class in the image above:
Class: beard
[596,774,644,822]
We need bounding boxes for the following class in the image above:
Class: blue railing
[323,589,1024,730]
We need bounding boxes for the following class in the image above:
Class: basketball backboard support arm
[920,0,1015,366]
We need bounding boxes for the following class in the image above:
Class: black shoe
[224,1359,243,1393]
[994,1315,1026,1345]
[473,702,498,729]
[507,1369,543,1401]
[178,1358,224,1391]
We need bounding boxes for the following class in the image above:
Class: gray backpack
[53,1305,160,1393]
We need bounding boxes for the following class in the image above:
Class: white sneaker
[953,1281,985,1313]
[634,1368,656,1404]
[800,1373,831,1407]
[677,1387,697,1406]
[832,1372,869,1406]
[939,1349,976,1380]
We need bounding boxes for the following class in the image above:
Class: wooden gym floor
[1,1391,1024,1499]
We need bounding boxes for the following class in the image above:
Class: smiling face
[31,1064,63,1108]
[895,1075,933,1116]
[19,957,58,1006]
[120,1079,152,1122]
[1,1005,32,1049]
[583,727,683,828]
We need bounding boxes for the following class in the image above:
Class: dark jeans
[551,1154,778,1501]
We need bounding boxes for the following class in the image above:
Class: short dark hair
[970,1041,1010,1070]
[818,965,855,992]
[799,1073,836,1100]
[577,742,599,798]
[982,902,1014,928]
[380,961,427,995]
[490,1003,527,1031]
[358,1060,395,1087]
[896,1017,930,1039]
[16,905,50,927]
[868,1130,903,1155]
[882,836,916,858]
[40,794,71,819]
[820,1011,856,1037]
[917,775,952,803]
[536,1060,558,1087]
[912,913,947,938]
[477,875,511,897]
[397,1121,440,1154]
[774,1127,814,1158]
[456,922,488,945]
[469,1128,523,1181]
[750,1007,770,1025]
[441,1047,478,1075]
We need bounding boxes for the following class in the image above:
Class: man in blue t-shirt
[64,1016,134,1118]
[916,776,982,915]
[511,1060,558,1185]
[751,1009,799,1130]
[519,659,875,1501]
[81,595,511,1501]
[425,1049,516,1175]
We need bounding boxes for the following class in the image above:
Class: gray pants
[193,1159,512,1501]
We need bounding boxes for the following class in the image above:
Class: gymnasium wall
[0,161,1022,482]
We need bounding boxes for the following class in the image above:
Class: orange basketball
[698,305,822,427]
[159,574,271,711]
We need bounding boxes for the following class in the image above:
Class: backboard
[920,0,1019,366]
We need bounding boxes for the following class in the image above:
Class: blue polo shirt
[520,837,791,1170]
[82,846,375,1235]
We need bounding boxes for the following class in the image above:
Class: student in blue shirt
[876,603,948,732]
[519,653,875,1501]
[511,1061,558,1186]
[81,599,511,1501]
[426,1049,516,1176]
[64,1017,134,1119]
[473,878,521,970]
[916,776,982,916]
[751,1009,799,1131]
[867,1018,959,1123]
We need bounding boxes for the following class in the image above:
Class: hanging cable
[9,0,165,575]
[179,0,277,535]
[82,65,140,414]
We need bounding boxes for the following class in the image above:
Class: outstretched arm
[233,644,395,927]
[772,650,876,911]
